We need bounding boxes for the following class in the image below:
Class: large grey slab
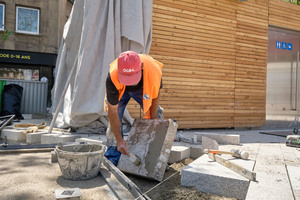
[286,165,300,199]
[246,144,294,200]
[117,119,178,182]
[196,132,240,145]
[181,154,255,199]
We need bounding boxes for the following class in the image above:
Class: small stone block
[1,128,25,141]
[26,131,46,144]
[168,145,190,163]
[117,119,178,182]
[41,133,62,144]
[201,136,219,152]
[51,151,58,163]
[181,154,254,199]
[196,133,240,145]
[59,134,81,143]
[55,188,81,200]
[190,144,203,159]
[41,134,81,144]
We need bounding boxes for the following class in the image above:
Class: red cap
[117,51,142,85]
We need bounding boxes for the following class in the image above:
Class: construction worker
[104,50,163,166]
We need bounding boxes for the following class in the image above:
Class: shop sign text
[0,53,31,60]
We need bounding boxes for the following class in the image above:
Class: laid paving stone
[246,144,294,200]
[168,145,190,163]
[286,165,300,199]
[117,119,178,182]
[181,154,254,199]
[1,128,26,141]
[195,133,240,145]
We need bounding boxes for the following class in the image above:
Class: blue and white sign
[288,43,293,51]
[276,41,281,49]
[276,41,293,51]
[282,42,287,50]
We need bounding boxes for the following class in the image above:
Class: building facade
[127,0,300,129]
[0,0,73,107]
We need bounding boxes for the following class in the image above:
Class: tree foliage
[1,25,13,41]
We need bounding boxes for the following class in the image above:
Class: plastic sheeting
[51,0,152,131]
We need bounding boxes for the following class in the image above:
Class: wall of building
[0,0,73,109]
[0,0,71,54]
[127,0,300,129]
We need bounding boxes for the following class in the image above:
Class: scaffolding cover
[51,0,152,131]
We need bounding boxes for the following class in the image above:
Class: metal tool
[0,114,15,136]
[207,153,256,181]
[129,153,141,166]
[204,149,249,160]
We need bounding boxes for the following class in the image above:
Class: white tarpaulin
[51,0,152,131]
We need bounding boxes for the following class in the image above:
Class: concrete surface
[117,119,178,182]
[1,115,300,199]
[181,154,255,199]
[286,165,300,200]
[0,152,118,200]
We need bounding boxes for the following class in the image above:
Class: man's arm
[150,91,160,119]
[107,102,130,156]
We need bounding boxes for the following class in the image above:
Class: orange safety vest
[109,54,163,119]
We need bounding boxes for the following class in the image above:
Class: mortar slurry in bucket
[55,143,107,180]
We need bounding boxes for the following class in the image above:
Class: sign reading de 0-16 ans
[0,49,56,66]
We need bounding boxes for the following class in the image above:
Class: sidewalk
[1,115,300,199]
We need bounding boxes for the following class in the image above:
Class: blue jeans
[105,88,143,166]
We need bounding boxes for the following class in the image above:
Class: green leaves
[1,25,13,41]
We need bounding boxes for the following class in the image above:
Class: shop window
[16,6,39,35]
[0,68,39,81]
[0,4,4,31]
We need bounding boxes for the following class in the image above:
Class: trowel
[129,153,141,166]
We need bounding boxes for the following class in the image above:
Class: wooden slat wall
[269,0,300,30]
[234,0,268,127]
[127,0,300,129]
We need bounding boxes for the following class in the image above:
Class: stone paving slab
[181,154,255,199]
[286,165,300,199]
[117,119,177,182]
[245,144,294,200]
